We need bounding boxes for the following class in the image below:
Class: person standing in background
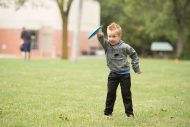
[20,27,32,60]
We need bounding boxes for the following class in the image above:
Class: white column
[71,0,83,62]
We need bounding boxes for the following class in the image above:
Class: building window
[29,30,38,50]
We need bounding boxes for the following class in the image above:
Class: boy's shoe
[104,114,112,119]
[126,113,134,118]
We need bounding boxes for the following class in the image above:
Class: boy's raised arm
[97,29,108,50]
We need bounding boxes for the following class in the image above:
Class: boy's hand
[136,71,142,74]
[97,29,104,37]
[134,68,142,74]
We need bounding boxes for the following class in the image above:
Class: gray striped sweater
[97,35,141,73]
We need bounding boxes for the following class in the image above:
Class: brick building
[0,0,101,58]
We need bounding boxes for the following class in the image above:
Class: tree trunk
[56,0,73,60]
[62,15,68,59]
[176,18,185,58]
[173,0,188,58]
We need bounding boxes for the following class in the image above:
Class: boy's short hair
[107,22,122,37]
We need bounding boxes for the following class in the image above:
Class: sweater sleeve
[125,45,141,73]
[97,35,108,51]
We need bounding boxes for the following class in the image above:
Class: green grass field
[0,58,190,127]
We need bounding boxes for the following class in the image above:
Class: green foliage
[0,58,190,127]
[97,0,190,58]
[180,41,190,60]
[0,0,26,9]
[96,0,126,34]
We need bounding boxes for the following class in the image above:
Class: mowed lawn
[0,58,190,127]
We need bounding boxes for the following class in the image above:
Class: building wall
[0,0,101,58]
[0,28,21,56]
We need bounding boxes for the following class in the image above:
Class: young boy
[97,22,141,117]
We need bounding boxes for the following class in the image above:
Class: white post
[71,0,83,62]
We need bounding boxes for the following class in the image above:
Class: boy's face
[107,31,121,45]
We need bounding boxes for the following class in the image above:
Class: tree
[96,0,152,55]
[127,0,190,58]
[56,0,73,59]
[97,0,190,58]
[172,0,190,58]
[0,0,73,59]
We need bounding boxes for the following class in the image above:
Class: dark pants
[104,72,133,115]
